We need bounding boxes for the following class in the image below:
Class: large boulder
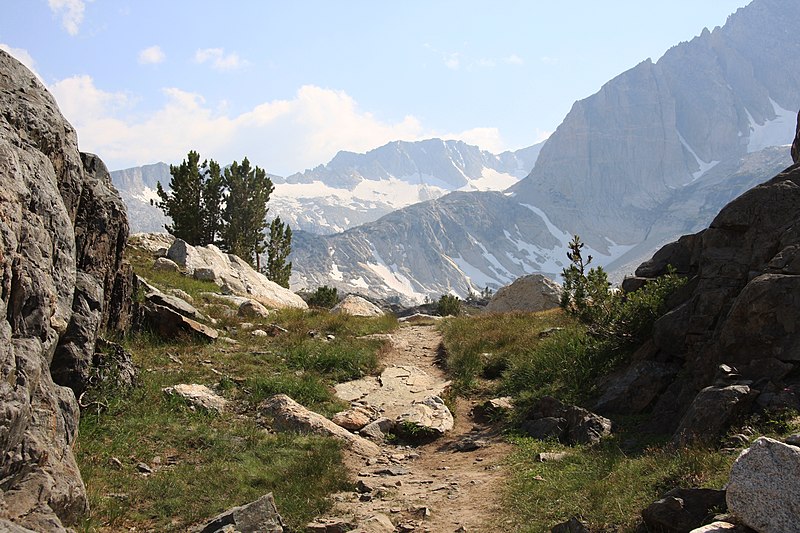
[521,396,612,445]
[166,239,307,310]
[615,123,800,438]
[0,50,132,530]
[195,492,285,533]
[331,294,384,317]
[726,437,800,533]
[485,274,562,313]
[641,488,727,533]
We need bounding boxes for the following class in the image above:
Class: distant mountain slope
[290,0,800,302]
[270,139,540,234]
[511,0,800,253]
[112,139,541,235]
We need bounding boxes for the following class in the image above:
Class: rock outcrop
[331,294,384,317]
[484,274,561,313]
[166,238,307,310]
[609,120,800,441]
[0,50,132,529]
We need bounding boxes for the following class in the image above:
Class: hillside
[289,0,799,302]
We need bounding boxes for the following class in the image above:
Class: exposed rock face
[521,396,612,446]
[484,274,561,313]
[0,51,131,529]
[261,394,381,457]
[195,492,285,533]
[727,437,800,533]
[614,123,800,440]
[166,239,307,310]
[331,294,384,317]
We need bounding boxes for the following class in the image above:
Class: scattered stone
[305,518,355,533]
[485,274,562,313]
[374,466,409,476]
[453,437,487,452]
[536,452,569,463]
[195,492,285,532]
[397,522,418,533]
[641,488,727,533]
[331,294,384,317]
[471,397,513,422]
[266,323,289,336]
[356,479,377,493]
[109,457,122,469]
[252,329,269,337]
[238,299,271,319]
[153,257,180,272]
[260,394,380,457]
[357,513,395,532]
[413,506,431,518]
[136,462,152,474]
[146,291,206,321]
[396,396,454,439]
[163,384,228,413]
[332,406,375,431]
[129,232,175,254]
[360,417,396,442]
[785,434,800,446]
[727,437,800,533]
[359,493,373,502]
[168,288,195,304]
[689,522,748,532]
[551,516,590,533]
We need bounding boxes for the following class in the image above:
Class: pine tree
[221,157,274,267]
[155,150,223,245]
[265,216,293,288]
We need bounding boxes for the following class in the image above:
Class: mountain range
[112,0,799,305]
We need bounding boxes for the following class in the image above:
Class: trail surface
[321,324,514,533]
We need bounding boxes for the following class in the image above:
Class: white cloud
[444,53,461,70]
[138,45,166,65]
[194,48,249,71]
[48,0,86,36]
[444,127,507,153]
[0,44,42,80]
[504,54,524,65]
[540,56,559,65]
[48,77,428,175]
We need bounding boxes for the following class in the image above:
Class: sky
[2,1,751,176]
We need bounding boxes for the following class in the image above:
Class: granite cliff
[601,116,800,442]
[0,50,131,530]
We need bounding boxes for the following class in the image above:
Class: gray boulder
[163,384,228,413]
[641,488,727,533]
[673,385,756,446]
[727,437,800,533]
[522,396,612,445]
[331,294,384,317]
[396,396,454,439]
[196,492,285,533]
[485,274,562,313]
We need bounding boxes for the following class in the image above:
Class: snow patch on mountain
[677,132,720,182]
[747,99,796,153]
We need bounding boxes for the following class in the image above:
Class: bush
[307,285,339,308]
[437,294,462,317]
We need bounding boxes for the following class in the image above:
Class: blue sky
[2,1,750,175]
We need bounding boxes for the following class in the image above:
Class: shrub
[307,285,339,308]
[437,294,461,317]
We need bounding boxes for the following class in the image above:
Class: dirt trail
[325,324,514,533]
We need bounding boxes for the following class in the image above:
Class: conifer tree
[221,157,274,267]
[265,216,293,288]
[155,150,223,246]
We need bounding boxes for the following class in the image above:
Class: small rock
[360,417,396,442]
[472,397,513,421]
[784,434,800,446]
[136,462,152,474]
[252,329,269,337]
[356,479,376,493]
[109,457,123,469]
[266,323,289,336]
[305,518,355,533]
[689,522,746,532]
[536,452,569,462]
[332,407,374,432]
[359,493,373,502]
[196,493,285,532]
[453,437,486,452]
[163,383,228,413]
[551,516,589,533]
[413,506,431,518]
[238,299,271,319]
[374,466,409,476]
[153,257,180,272]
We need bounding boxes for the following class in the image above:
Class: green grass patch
[439,309,573,394]
[504,435,734,532]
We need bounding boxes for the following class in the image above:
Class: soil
[319,324,516,533]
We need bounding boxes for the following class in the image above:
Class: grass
[440,307,800,532]
[504,435,735,532]
[77,248,399,531]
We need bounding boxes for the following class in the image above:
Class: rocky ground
[311,325,515,533]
